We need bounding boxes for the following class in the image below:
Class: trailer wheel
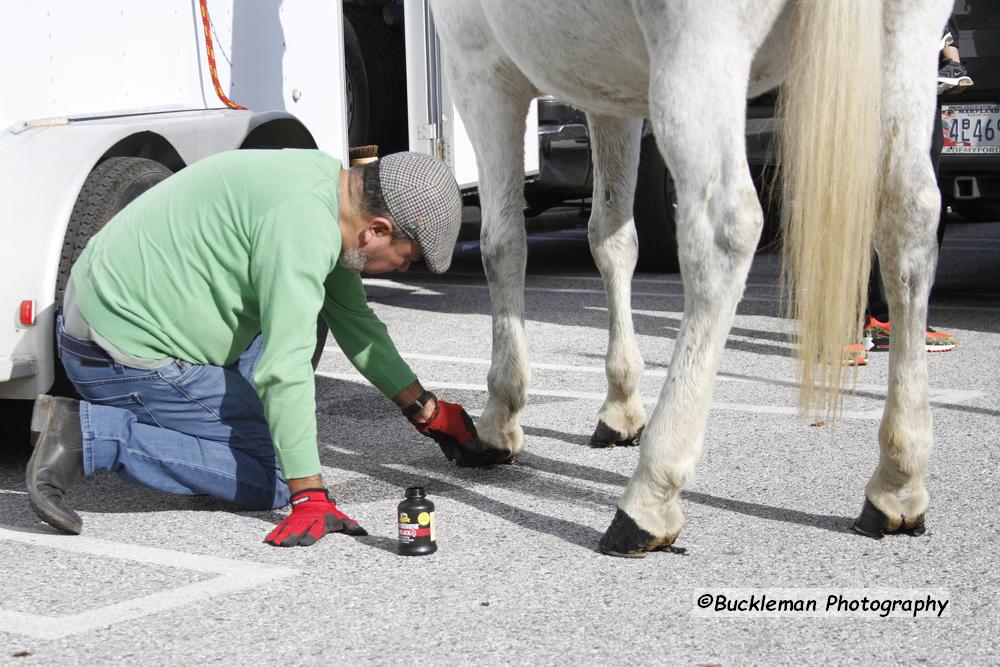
[633,133,681,273]
[51,157,173,396]
[343,4,407,154]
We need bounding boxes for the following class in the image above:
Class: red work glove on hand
[415,398,513,467]
[264,489,367,547]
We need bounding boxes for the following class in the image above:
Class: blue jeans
[57,316,289,510]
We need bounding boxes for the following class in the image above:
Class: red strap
[199,0,247,110]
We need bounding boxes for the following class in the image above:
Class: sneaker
[938,59,974,95]
[863,315,958,353]
[843,342,869,367]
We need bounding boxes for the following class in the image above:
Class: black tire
[240,121,317,151]
[633,133,680,273]
[51,157,173,396]
[343,4,407,154]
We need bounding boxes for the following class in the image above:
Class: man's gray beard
[337,248,368,273]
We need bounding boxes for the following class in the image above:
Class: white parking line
[320,346,986,419]
[370,351,650,376]
[327,349,799,386]
[315,371,884,420]
[364,279,783,303]
[432,270,784,290]
[359,279,444,296]
[322,349,986,410]
[365,277,1000,309]
[0,527,297,640]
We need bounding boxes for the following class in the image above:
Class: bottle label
[420,511,436,543]
[398,509,435,545]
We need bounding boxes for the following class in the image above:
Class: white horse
[429,0,952,556]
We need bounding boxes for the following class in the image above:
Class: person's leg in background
[864,97,958,353]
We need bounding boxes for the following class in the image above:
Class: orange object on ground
[863,316,958,353]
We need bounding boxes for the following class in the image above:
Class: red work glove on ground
[264,489,367,547]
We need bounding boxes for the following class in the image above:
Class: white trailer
[0,0,538,402]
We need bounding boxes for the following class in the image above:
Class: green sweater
[72,149,416,478]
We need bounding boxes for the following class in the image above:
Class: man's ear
[359,216,393,248]
[370,216,393,237]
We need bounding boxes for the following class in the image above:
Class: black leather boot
[26,395,84,534]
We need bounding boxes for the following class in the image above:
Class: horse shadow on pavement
[313,376,855,552]
[0,372,854,545]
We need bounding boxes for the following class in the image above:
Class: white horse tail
[778,0,885,420]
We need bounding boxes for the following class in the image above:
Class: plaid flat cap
[378,152,463,273]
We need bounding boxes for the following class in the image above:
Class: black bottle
[397,487,437,556]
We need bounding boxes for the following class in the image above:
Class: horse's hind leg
[600,26,768,556]
[854,0,952,538]
[586,115,647,448]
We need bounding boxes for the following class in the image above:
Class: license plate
[942,104,1000,155]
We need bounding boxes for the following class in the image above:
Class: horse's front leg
[440,62,537,464]
[854,0,951,537]
[586,115,647,448]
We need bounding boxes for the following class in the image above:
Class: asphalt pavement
[1,210,998,665]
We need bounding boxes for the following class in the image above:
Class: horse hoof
[852,498,926,539]
[589,421,643,448]
[455,445,516,468]
[456,455,515,468]
[598,508,674,557]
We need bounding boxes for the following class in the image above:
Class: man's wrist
[410,395,437,425]
[392,380,426,408]
[402,389,435,418]
[288,474,324,495]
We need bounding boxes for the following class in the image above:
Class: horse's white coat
[429,0,953,547]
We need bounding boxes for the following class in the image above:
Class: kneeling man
[27,149,506,547]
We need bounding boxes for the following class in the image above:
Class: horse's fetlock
[865,474,928,522]
[476,402,525,457]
